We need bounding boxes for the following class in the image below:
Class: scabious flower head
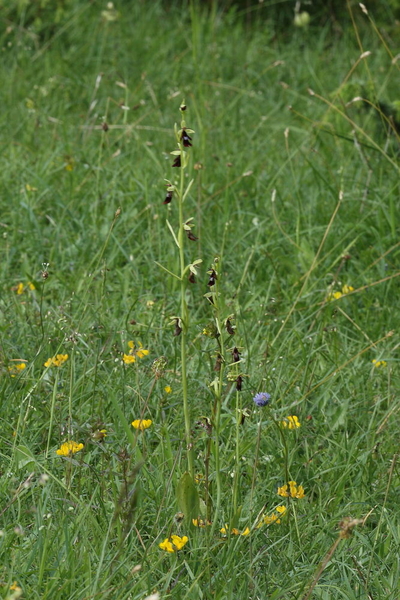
[372,359,387,368]
[281,415,301,429]
[159,534,188,552]
[131,419,152,431]
[253,392,271,407]
[44,354,68,367]
[56,441,84,456]
[277,481,305,499]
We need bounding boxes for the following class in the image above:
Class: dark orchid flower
[214,353,222,372]
[188,272,196,283]
[164,190,173,204]
[172,156,181,168]
[226,319,235,335]
[207,269,217,287]
[186,230,198,241]
[173,318,182,337]
[236,375,243,391]
[181,128,192,147]
[232,347,241,363]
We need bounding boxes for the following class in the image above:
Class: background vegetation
[0,1,399,599]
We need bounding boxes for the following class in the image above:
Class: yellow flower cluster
[372,359,387,368]
[131,419,152,430]
[326,284,354,302]
[281,415,301,429]
[220,525,250,537]
[192,518,212,528]
[56,441,84,456]
[14,282,35,295]
[8,362,27,377]
[9,581,22,594]
[257,505,287,527]
[164,385,172,394]
[159,534,188,553]
[277,481,305,499]
[44,354,68,367]
[123,341,149,365]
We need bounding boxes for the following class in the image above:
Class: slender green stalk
[233,387,241,515]
[209,267,225,531]
[177,138,194,478]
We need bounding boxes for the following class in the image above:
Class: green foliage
[0,1,399,599]
[177,472,200,524]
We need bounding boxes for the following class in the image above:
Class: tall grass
[0,2,399,599]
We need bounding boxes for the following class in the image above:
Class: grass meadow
[1,1,400,598]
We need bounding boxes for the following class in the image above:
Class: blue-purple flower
[253,392,271,407]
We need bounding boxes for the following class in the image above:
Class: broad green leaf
[176,472,200,524]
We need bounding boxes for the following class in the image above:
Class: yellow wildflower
[16,283,24,295]
[278,481,305,499]
[277,484,289,497]
[131,419,152,431]
[65,159,75,171]
[256,505,287,528]
[164,385,172,394]
[123,354,136,364]
[25,183,38,192]
[159,534,188,552]
[146,300,155,308]
[326,291,343,302]
[56,441,84,456]
[8,362,27,377]
[342,284,354,295]
[281,415,301,429]
[123,341,149,364]
[159,538,174,552]
[170,534,188,549]
[372,359,387,368]
[192,518,211,528]
[44,354,68,367]
[220,525,250,536]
